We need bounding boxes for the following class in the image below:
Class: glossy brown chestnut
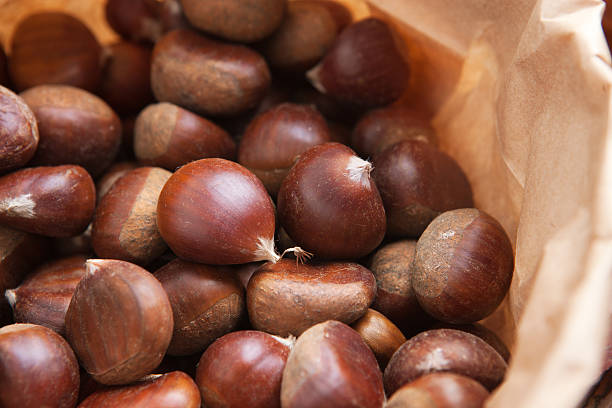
[372,140,473,238]
[0,323,80,408]
[277,142,386,259]
[247,259,376,336]
[92,167,171,265]
[238,103,331,195]
[105,0,162,43]
[151,29,271,116]
[134,102,236,170]
[96,162,139,203]
[6,255,87,336]
[351,308,406,369]
[431,323,511,363]
[351,105,437,158]
[386,372,489,408]
[196,330,293,408]
[78,371,200,408]
[154,259,245,356]
[0,85,38,173]
[65,259,174,385]
[307,17,409,108]
[413,208,514,324]
[384,329,507,394]
[20,85,122,177]
[9,12,102,92]
[0,165,95,237]
[281,320,385,408]
[157,158,280,265]
[180,0,286,43]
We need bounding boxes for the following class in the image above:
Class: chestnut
[20,85,122,177]
[9,12,102,92]
[0,85,38,173]
[6,255,87,336]
[412,208,514,323]
[105,0,163,43]
[238,103,331,196]
[384,329,507,394]
[0,165,95,237]
[281,320,385,408]
[351,308,406,369]
[307,17,409,108]
[154,258,245,356]
[0,323,79,408]
[372,140,473,238]
[277,142,386,259]
[386,372,489,408]
[431,323,511,363]
[52,224,93,258]
[180,0,286,43]
[310,0,353,32]
[235,262,264,290]
[134,102,236,170]
[151,29,271,116]
[196,330,293,408]
[91,167,172,265]
[95,161,139,203]
[247,259,376,336]
[78,371,200,408]
[65,259,174,385]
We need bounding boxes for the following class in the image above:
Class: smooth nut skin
[0,165,96,237]
[384,329,507,394]
[151,29,271,117]
[6,255,87,336]
[154,259,245,356]
[196,331,292,408]
[238,103,331,196]
[180,0,286,43]
[386,373,489,408]
[247,259,376,336]
[9,12,102,92]
[91,167,171,265]
[310,0,352,32]
[20,85,122,177]
[65,259,174,385]
[372,140,473,238]
[277,142,386,259]
[412,209,514,324]
[431,323,511,363]
[351,308,406,369]
[105,0,162,43]
[78,371,200,408]
[307,17,409,108]
[0,323,80,408]
[157,158,277,265]
[0,86,39,173]
[96,162,139,203]
[134,102,236,170]
[281,320,385,408]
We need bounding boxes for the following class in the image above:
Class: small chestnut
[0,86,38,173]
[351,308,406,369]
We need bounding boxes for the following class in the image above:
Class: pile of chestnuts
[0,1,516,407]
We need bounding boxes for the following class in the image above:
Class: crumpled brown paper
[1,0,611,406]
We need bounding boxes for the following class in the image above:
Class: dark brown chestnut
[134,102,236,170]
[78,371,201,408]
[413,208,514,324]
[281,320,385,408]
[65,259,174,385]
[431,323,511,363]
[238,103,331,196]
[196,330,293,408]
[351,308,406,369]
[151,29,271,116]
[9,12,102,92]
[0,165,95,237]
[5,255,87,336]
[180,0,286,43]
[0,323,80,408]
[20,85,122,177]
[307,17,409,108]
[384,329,507,394]
[372,140,473,238]
[277,142,386,259]
[95,161,139,203]
[386,372,489,408]
[105,0,163,43]
[247,259,376,336]
[0,85,38,173]
[154,258,245,356]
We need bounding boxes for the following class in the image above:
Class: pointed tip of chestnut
[4,289,16,308]
[85,259,105,276]
[345,155,373,186]
[271,334,297,349]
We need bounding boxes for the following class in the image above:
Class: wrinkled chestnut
[413,208,514,323]
[0,85,38,173]
[247,259,376,336]
[65,259,173,385]
[351,308,406,369]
